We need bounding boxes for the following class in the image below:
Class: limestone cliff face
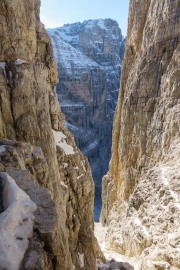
[48,19,125,219]
[101,0,180,269]
[0,1,97,269]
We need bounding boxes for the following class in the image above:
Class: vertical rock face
[0,1,97,269]
[48,19,125,219]
[101,0,180,269]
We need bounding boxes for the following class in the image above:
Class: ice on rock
[0,172,37,270]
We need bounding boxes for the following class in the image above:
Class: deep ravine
[0,0,179,270]
[47,19,125,221]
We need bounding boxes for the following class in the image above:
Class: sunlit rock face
[101,0,180,269]
[0,0,97,269]
[48,19,125,220]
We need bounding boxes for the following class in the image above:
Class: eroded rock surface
[101,0,180,269]
[47,19,125,220]
[0,1,97,269]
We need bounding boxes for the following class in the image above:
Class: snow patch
[60,181,68,188]
[64,163,68,168]
[78,252,85,268]
[0,145,6,154]
[81,161,86,171]
[58,31,79,44]
[161,167,169,186]
[0,62,6,69]
[134,218,150,237]
[161,166,179,203]
[168,233,175,240]
[0,172,37,270]
[77,174,83,180]
[0,62,7,77]
[142,226,150,237]
[52,129,75,155]
[134,217,142,226]
[84,20,95,28]
[14,59,27,65]
[49,33,100,72]
[161,204,167,209]
[97,19,108,30]
[169,189,179,202]
[175,203,180,210]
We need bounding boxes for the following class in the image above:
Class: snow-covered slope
[50,33,101,71]
[0,173,36,270]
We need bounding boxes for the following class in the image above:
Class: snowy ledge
[14,59,27,65]
[0,62,6,69]
[0,172,37,270]
[52,129,75,155]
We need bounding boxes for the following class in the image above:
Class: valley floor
[94,222,141,270]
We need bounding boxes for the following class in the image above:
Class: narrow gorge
[0,0,179,270]
[47,20,125,220]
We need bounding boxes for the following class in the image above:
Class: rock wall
[101,0,180,269]
[0,1,97,269]
[48,19,125,220]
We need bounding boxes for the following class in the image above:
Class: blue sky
[40,0,130,36]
